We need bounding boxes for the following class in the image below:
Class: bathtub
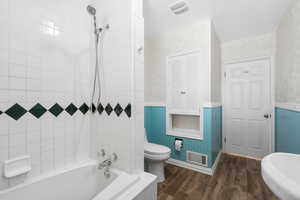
[0,161,156,200]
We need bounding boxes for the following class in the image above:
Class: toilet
[144,129,171,183]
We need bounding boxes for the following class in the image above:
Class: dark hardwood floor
[158,153,278,200]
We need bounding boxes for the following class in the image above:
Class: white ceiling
[144,0,297,42]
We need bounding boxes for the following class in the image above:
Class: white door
[224,59,272,159]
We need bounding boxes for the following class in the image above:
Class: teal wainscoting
[144,106,222,168]
[275,108,300,154]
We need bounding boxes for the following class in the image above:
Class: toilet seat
[144,143,171,161]
[144,152,170,161]
[144,143,171,155]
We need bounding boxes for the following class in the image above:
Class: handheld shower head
[87,5,96,16]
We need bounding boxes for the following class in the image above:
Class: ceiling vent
[169,0,189,15]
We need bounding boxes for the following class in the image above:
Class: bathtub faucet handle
[98,149,106,158]
[111,153,118,161]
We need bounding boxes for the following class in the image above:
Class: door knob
[264,114,270,119]
[137,46,143,54]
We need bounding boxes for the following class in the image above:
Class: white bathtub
[0,161,156,200]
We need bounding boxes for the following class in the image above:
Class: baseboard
[166,159,213,176]
[223,152,262,161]
[166,151,222,176]
[211,151,222,174]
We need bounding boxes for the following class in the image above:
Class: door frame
[222,56,275,158]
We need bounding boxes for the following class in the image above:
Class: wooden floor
[158,154,278,200]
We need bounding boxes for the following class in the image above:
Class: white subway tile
[9,90,26,103]
[0,135,8,150]
[0,60,8,77]
[9,134,26,147]
[9,63,26,78]
[0,77,9,89]
[41,150,54,173]
[27,78,41,91]
[9,117,27,135]
[0,90,9,103]
[0,149,8,162]
[9,77,26,90]
[9,145,26,158]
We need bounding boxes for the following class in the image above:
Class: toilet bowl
[144,130,171,183]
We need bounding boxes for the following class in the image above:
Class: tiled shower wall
[0,0,92,190]
[89,0,144,173]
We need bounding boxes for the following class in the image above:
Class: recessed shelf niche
[167,112,203,140]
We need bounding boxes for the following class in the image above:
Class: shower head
[87,5,96,16]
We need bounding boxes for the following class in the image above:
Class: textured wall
[221,33,276,64]
[210,24,222,102]
[144,106,222,168]
[145,20,211,104]
[0,0,91,190]
[276,1,300,103]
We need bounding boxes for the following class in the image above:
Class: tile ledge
[202,102,222,108]
[276,103,300,112]
[144,102,166,107]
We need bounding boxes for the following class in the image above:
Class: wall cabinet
[166,50,203,140]
[167,50,202,113]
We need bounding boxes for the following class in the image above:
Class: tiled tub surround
[144,106,222,171]
[0,0,94,191]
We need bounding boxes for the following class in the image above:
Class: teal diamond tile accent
[91,103,96,113]
[124,104,131,118]
[5,104,27,120]
[97,103,104,114]
[49,103,64,117]
[79,103,89,114]
[65,103,78,116]
[114,103,123,117]
[105,104,113,115]
[29,103,47,119]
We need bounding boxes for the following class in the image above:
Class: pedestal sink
[262,153,300,200]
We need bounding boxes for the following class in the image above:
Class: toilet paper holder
[174,138,183,151]
[175,138,183,144]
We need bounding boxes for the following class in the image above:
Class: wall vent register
[186,151,208,167]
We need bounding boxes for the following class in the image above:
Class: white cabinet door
[167,58,185,110]
[224,59,271,159]
[185,53,201,111]
[167,51,201,112]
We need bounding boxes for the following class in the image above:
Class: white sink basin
[262,153,300,200]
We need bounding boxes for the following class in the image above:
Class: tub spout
[98,159,112,170]
[98,153,117,172]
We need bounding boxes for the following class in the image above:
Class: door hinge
[224,137,227,143]
[224,72,227,79]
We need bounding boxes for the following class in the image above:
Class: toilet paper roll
[175,140,183,151]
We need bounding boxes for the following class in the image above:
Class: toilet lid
[144,143,171,155]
